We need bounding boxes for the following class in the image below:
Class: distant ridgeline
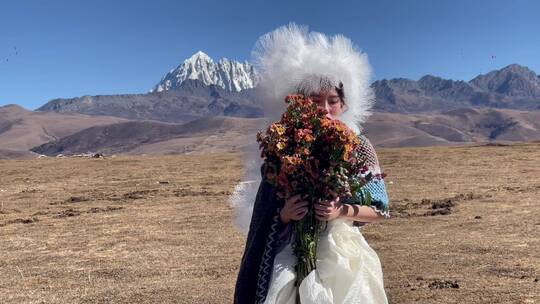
[37,52,540,123]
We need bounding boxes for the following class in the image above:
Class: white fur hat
[252,22,375,134]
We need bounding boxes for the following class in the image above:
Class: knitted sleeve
[345,133,390,219]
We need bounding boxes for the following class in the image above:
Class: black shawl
[233,164,291,304]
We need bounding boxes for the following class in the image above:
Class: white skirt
[263,218,389,304]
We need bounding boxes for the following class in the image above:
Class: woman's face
[309,87,345,120]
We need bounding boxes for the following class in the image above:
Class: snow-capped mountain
[151,51,258,93]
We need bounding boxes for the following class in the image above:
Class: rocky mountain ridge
[372,64,540,112]
[37,63,540,120]
[36,79,260,124]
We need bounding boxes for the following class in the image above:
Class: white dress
[263,218,389,304]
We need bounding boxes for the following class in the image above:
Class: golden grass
[0,143,539,303]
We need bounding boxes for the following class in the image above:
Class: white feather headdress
[253,23,374,134]
[229,23,375,234]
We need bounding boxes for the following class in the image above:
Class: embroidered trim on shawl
[255,208,281,303]
[369,204,390,219]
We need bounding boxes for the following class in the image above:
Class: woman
[233,24,390,304]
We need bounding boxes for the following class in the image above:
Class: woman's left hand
[314,195,343,221]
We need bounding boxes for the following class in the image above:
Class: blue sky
[1,0,539,110]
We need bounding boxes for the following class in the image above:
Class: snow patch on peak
[187,51,213,64]
[151,51,258,93]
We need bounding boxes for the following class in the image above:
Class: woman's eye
[328,97,340,104]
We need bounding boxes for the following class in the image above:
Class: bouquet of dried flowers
[256,95,374,298]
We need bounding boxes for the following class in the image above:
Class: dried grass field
[1,142,539,303]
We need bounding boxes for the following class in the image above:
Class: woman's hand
[280,194,309,224]
[314,195,343,221]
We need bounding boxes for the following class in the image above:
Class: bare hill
[30,116,265,156]
[0,148,39,160]
[27,106,540,157]
[0,104,129,158]
[364,107,540,147]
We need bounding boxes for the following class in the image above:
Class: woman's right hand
[280,194,309,224]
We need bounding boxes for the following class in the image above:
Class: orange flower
[281,155,302,174]
[295,128,315,143]
[284,94,305,104]
[269,123,286,136]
